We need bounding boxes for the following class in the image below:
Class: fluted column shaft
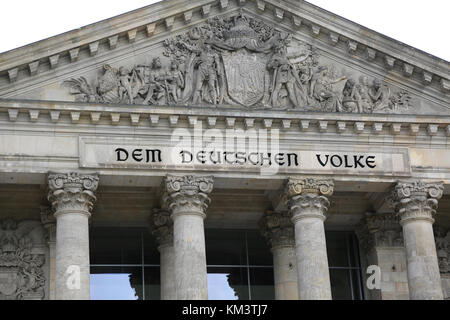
[163,175,213,300]
[390,181,444,300]
[260,211,298,300]
[150,209,175,300]
[285,178,334,300]
[48,172,98,300]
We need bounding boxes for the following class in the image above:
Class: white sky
[1,0,449,62]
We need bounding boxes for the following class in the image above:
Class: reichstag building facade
[0,0,449,300]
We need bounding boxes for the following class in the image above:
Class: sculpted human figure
[118,67,134,104]
[355,76,373,113]
[143,58,166,105]
[310,66,347,112]
[268,48,306,109]
[342,79,360,113]
[369,79,391,111]
[191,44,221,105]
[160,60,185,104]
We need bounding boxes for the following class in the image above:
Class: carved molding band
[63,12,416,114]
[162,175,214,218]
[149,208,173,248]
[284,178,334,222]
[0,219,46,300]
[389,180,444,224]
[259,211,295,248]
[47,172,99,217]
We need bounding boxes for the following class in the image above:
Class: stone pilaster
[434,226,450,299]
[40,206,56,300]
[356,213,408,300]
[389,180,444,300]
[259,210,298,300]
[149,208,175,300]
[47,172,99,300]
[162,175,213,300]
[284,177,334,300]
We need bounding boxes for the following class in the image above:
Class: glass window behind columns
[89,227,363,300]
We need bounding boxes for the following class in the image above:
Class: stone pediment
[0,0,448,116]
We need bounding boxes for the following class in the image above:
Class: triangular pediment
[0,0,448,115]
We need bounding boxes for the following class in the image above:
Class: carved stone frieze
[0,219,46,300]
[388,181,444,224]
[284,178,334,221]
[62,12,416,114]
[47,172,99,216]
[162,175,214,217]
[149,208,173,247]
[259,210,295,248]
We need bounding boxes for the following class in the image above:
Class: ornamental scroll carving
[388,181,444,223]
[162,175,214,215]
[63,12,415,114]
[0,219,46,300]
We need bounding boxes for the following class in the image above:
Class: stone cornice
[1,99,450,138]
[0,0,447,97]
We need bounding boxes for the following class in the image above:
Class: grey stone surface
[163,175,213,300]
[150,208,175,300]
[48,172,98,300]
[390,181,444,300]
[285,178,334,300]
[260,210,298,300]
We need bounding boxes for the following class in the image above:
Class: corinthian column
[260,211,298,300]
[162,175,213,300]
[47,172,99,300]
[389,181,444,300]
[150,208,175,300]
[284,177,334,300]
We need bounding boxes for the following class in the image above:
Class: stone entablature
[1,99,450,138]
[0,0,448,99]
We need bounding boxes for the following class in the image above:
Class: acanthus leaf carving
[162,175,214,216]
[388,180,444,224]
[259,210,295,248]
[47,172,99,215]
[149,208,173,247]
[62,12,416,114]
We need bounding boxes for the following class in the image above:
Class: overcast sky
[1,0,449,61]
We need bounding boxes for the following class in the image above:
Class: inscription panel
[79,136,411,177]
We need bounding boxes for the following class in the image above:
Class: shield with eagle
[222,49,269,107]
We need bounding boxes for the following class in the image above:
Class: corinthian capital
[150,208,173,248]
[389,180,444,224]
[284,178,334,222]
[162,175,214,217]
[259,211,295,248]
[47,172,99,216]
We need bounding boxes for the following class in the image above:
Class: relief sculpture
[63,11,414,114]
[0,219,46,300]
